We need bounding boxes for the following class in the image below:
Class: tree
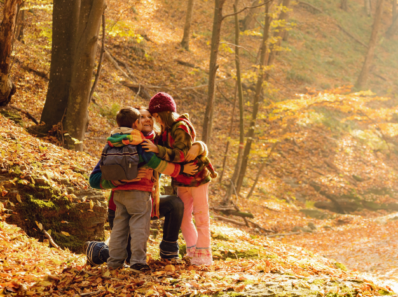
[40,0,106,150]
[355,0,384,89]
[15,3,24,42]
[236,0,273,193]
[223,0,246,204]
[0,0,22,107]
[386,0,398,38]
[341,0,348,11]
[181,0,195,50]
[364,0,371,16]
[242,0,261,31]
[63,0,106,150]
[202,0,227,145]
[267,0,290,68]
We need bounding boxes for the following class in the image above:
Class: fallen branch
[8,105,38,124]
[43,229,61,250]
[212,207,254,218]
[119,81,153,100]
[267,231,301,238]
[298,1,323,14]
[310,181,346,214]
[213,215,246,226]
[247,219,273,233]
[335,23,367,48]
[176,60,208,73]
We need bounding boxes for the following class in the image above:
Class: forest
[1,0,398,295]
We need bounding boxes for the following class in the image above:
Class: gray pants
[107,190,151,268]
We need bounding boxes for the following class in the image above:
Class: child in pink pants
[143,92,217,266]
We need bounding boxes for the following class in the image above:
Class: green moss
[334,262,347,271]
[0,110,22,124]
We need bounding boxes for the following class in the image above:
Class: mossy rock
[300,209,330,219]
[3,178,107,253]
[0,109,22,124]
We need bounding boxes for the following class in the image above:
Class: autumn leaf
[61,231,70,236]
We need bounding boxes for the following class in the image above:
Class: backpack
[100,144,139,181]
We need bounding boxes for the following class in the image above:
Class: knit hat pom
[148,92,177,114]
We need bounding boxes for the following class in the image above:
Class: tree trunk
[364,0,371,15]
[40,0,79,134]
[64,0,105,150]
[236,1,272,193]
[15,5,24,42]
[202,0,226,145]
[181,0,195,50]
[386,0,398,38]
[0,0,21,107]
[267,0,290,70]
[242,0,260,31]
[340,0,348,11]
[355,0,384,89]
[223,0,245,204]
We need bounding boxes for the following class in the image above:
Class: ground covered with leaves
[0,215,395,296]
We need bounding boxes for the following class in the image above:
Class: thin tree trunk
[181,0,195,50]
[355,0,384,89]
[246,140,279,199]
[236,1,272,193]
[15,5,24,42]
[267,0,290,71]
[40,0,79,133]
[89,13,105,103]
[223,1,245,204]
[242,0,260,31]
[219,85,237,185]
[0,0,21,106]
[364,0,371,15]
[340,0,348,11]
[386,0,398,38]
[202,0,226,145]
[64,0,105,150]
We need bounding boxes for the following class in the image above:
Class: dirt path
[282,213,398,292]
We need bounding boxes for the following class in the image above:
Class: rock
[302,226,313,233]
[322,225,333,230]
[300,209,330,219]
[315,200,360,213]
[292,226,302,232]
[307,222,317,230]
[0,173,107,252]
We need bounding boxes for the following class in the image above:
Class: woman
[86,107,203,265]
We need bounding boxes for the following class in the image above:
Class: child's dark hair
[116,107,141,128]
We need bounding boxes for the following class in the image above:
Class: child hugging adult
[142,92,218,266]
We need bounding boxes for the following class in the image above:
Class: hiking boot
[130,263,151,273]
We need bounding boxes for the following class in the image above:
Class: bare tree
[236,0,273,193]
[181,0,195,50]
[267,0,290,77]
[242,0,260,31]
[355,0,384,89]
[223,0,246,204]
[386,0,398,38]
[15,3,24,42]
[202,0,227,144]
[341,0,348,11]
[364,0,371,15]
[0,0,22,106]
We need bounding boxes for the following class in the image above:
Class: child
[143,92,217,266]
[94,107,197,271]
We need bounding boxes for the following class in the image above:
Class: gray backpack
[100,144,140,181]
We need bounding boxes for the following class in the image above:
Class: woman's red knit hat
[148,92,177,114]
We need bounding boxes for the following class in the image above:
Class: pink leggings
[177,183,212,265]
